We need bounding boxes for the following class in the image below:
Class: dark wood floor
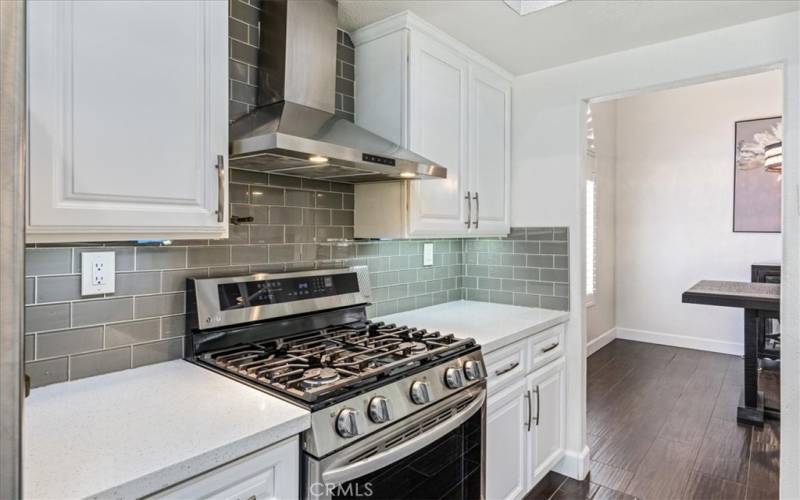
[526,339,780,500]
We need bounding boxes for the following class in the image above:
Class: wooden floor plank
[624,437,699,499]
[592,427,656,472]
[683,471,746,500]
[592,485,637,500]
[550,477,599,500]
[588,460,634,492]
[693,418,751,483]
[746,421,780,500]
[523,471,567,500]
[712,383,743,423]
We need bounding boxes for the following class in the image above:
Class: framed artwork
[733,116,782,233]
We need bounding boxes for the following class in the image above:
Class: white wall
[614,71,782,355]
[586,101,616,345]
[510,11,799,490]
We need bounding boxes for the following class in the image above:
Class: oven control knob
[410,381,432,405]
[336,408,364,438]
[445,367,465,389]
[368,396,393,424]
[463,360,486,381]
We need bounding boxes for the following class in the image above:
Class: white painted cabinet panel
[486,379,528,500]
[406,32,469,236]
[352,13,511,239]
[468,63,511,236]
[27,0,228,243]
[527,358,566,486]
[150,437,299,500]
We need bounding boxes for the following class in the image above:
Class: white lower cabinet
[150,436,299,500]
[486,339,566,500]
[527,358,566,486]
[486,379,528,500]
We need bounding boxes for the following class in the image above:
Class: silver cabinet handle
[464,191,471,227]
[215,154,225,223]
[525,389,532,431]
[541,342,560,353]
[494,361,520,376]
[472,192,479,228]
[533,385,540,426]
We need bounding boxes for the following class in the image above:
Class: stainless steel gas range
[185,267,487,500]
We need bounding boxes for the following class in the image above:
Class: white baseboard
[553,446,591,480]
[615,327,743,356]
[586,327,616,356]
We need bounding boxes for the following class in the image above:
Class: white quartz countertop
[375,300,569,354]
[23,360,310,500]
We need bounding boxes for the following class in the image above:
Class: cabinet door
[151,437,299,500]
[407,32,470,236]
[468,64,511,236]
[27,0,228,243]
[487,379,528,500]
[527,359,566,486]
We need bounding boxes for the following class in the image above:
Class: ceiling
[338,0,799,75]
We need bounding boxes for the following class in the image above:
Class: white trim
[586,327,616,356]
[350,10,514,81]
[552,445,590,480]
[616,327,743,356]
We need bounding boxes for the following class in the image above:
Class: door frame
[0,0,27,497]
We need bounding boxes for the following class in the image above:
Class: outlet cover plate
[81,251,115,296]
[423,243,434,266]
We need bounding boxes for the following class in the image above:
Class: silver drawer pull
[541,342,559,353]
[464,191,472,227]
[215,154,225,223]
[494,361,520,376]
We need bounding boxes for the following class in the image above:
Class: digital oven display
[217,273,359,310]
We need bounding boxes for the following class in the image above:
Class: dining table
[682,279,780,426]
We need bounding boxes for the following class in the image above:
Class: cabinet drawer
[150,436,299,499]
[528,325,564,372]
[484,340,527,393]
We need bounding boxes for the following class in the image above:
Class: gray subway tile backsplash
[132,338,183,369]
[72,297,134,327]
[105,319,161,348]
[70,347,132,381]
[462,227,570,312]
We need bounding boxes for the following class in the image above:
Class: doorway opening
[581,69,783,499]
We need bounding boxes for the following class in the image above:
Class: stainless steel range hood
[229,0,446,183]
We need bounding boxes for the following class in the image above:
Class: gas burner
[398,341,428,354]
[199,320,474,402]
[301,367,341,388]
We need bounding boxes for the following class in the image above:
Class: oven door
[304,384,485,500]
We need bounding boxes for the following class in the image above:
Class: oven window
[331,410,482,500]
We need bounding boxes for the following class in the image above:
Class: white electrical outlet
[81,251,115,296]
[423,243,434,266]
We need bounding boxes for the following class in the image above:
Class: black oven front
[304,384,486,500]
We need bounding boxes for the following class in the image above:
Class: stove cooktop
[198,320,476,405]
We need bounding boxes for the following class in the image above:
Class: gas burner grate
[199,321,474,402]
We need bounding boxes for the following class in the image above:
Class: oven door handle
[321,389,486,486]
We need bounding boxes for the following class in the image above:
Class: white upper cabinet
[468,63,511,236]
[27,0,228,243]
[406,32,470,236]
[352,12,511,239]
